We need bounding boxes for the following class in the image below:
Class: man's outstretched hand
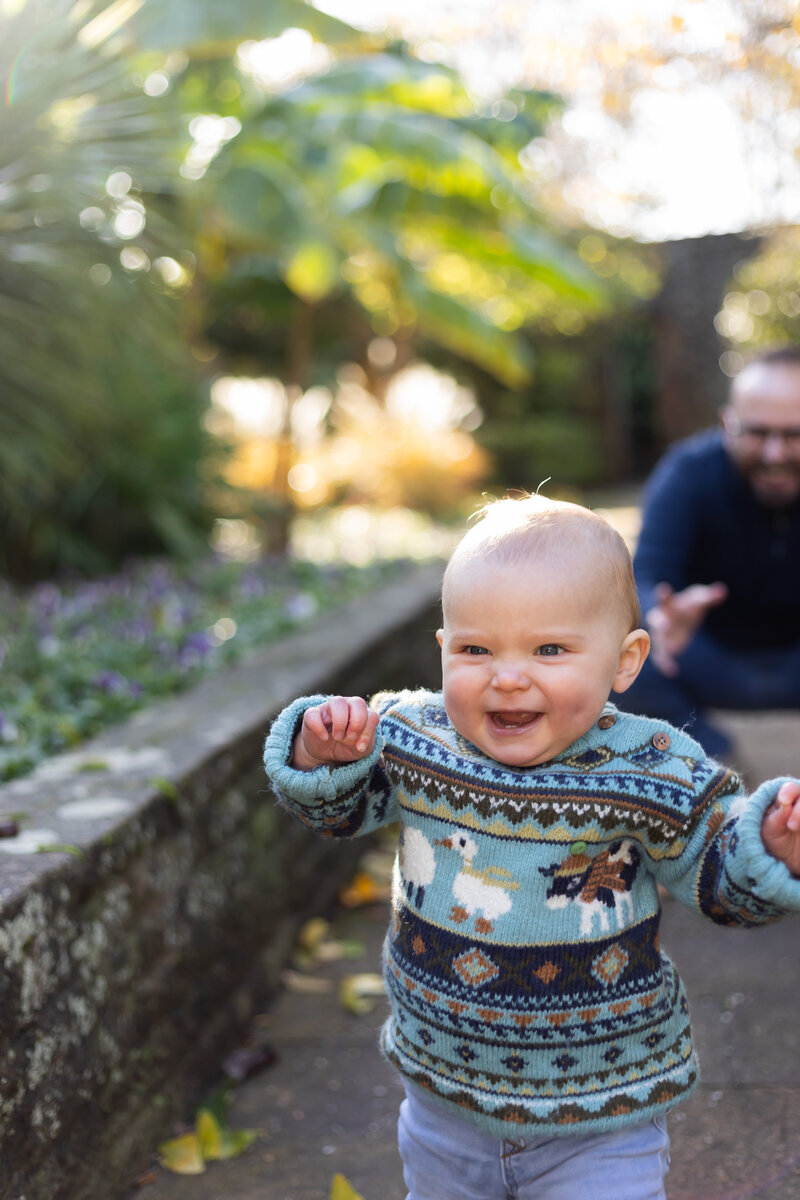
[646,582,728,676]
[291,696,379,771]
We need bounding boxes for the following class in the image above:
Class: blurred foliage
[1,0,658,581]
[481,1,800,238]
[715,227,800,361]
[189,44,648,532]
[0,0,370,580]
[306,385,488,516]
[479,365,599,491]
[195,46,608,387]
[522,0,800,123]
[1,0,203,578]
[560,0,800,124]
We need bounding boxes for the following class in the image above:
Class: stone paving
[133,710,800,1200]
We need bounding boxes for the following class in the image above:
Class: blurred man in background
[617,346,800,756]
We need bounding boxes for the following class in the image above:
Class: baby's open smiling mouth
[489,711,542,730]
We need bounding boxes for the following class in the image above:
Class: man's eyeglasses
[722,414,800,448]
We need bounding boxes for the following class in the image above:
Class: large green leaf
[199,43,605,387]
[127,0,364,55]
[279,52,472,115]
[505,222,605,300]
[400,271,535,389]
[283,104,529,202]
[395,216,607,303]
[207,164,306,245]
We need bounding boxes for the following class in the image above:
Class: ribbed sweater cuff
[263,694,384,805]
[732,776,800,910]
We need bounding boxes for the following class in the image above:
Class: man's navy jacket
[634,430,800,651]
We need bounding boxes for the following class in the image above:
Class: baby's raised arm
[291,696,379,771]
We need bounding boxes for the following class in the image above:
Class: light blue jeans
[398,1082,670,1200]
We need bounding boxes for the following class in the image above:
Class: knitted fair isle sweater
[264,690,800,1140]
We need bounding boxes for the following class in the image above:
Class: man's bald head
[723,347,800,506]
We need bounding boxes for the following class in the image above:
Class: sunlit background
[2,0,799,578]
[325,0,800,240]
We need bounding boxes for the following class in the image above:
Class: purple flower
[284,592,318,621]
[182,631,214,654]
[177,630,216,668]
[31,583,63,617]
[238,572,266,598]
[94,670,129,694]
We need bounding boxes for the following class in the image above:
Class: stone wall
[0,565,443,1200]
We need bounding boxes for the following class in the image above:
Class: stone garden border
[0,563,443,1200]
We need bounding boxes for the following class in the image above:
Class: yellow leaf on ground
[330,1172,366,1200]
[297,916,330,952]
[217,1127,260,1160]
[196,1109,223,1161]
[158,1132,205,1175]
[158,1110,258,1173]
[316,938,365,962]
[338,871,388,907]
[339,972,386,1015]
[282,968,334,993]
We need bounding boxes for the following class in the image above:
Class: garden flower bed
[0,554,407,784]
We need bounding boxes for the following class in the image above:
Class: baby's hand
[291,696,379,771]
[761,781,800,877]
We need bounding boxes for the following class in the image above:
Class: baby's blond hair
[442,494,641,633]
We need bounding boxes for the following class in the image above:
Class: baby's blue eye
[537,644,562,657]
[465,645,489,655]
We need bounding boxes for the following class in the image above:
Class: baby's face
[437,555,646,767]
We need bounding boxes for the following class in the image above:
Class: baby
[264,495,800,1200]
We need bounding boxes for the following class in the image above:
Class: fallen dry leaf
[281,968,334,993]
[157,1132,205,1176]
[330,1173,366,1200]
[338,871,390,908]
[339,972,386,1015]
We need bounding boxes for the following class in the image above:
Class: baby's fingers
[325,696,360,742]
[322,696,375,752]
[302,704,333,744]
[775,781,800,832]
[329,696,371,748]
[762,782,800,875]
[352,707,379,753]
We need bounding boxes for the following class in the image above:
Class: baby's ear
[436,628,444,648]
[612,629,650,694]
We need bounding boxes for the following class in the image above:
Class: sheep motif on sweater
[399,827,437,908]
[264,689,800,1142]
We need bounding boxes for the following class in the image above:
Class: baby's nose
[492,663,530,690]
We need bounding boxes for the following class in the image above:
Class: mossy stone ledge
[0,564,443,1200]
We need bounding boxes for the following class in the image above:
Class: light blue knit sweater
[264,690,800,1139]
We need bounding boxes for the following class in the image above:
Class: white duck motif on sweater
[437,832,520,933]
